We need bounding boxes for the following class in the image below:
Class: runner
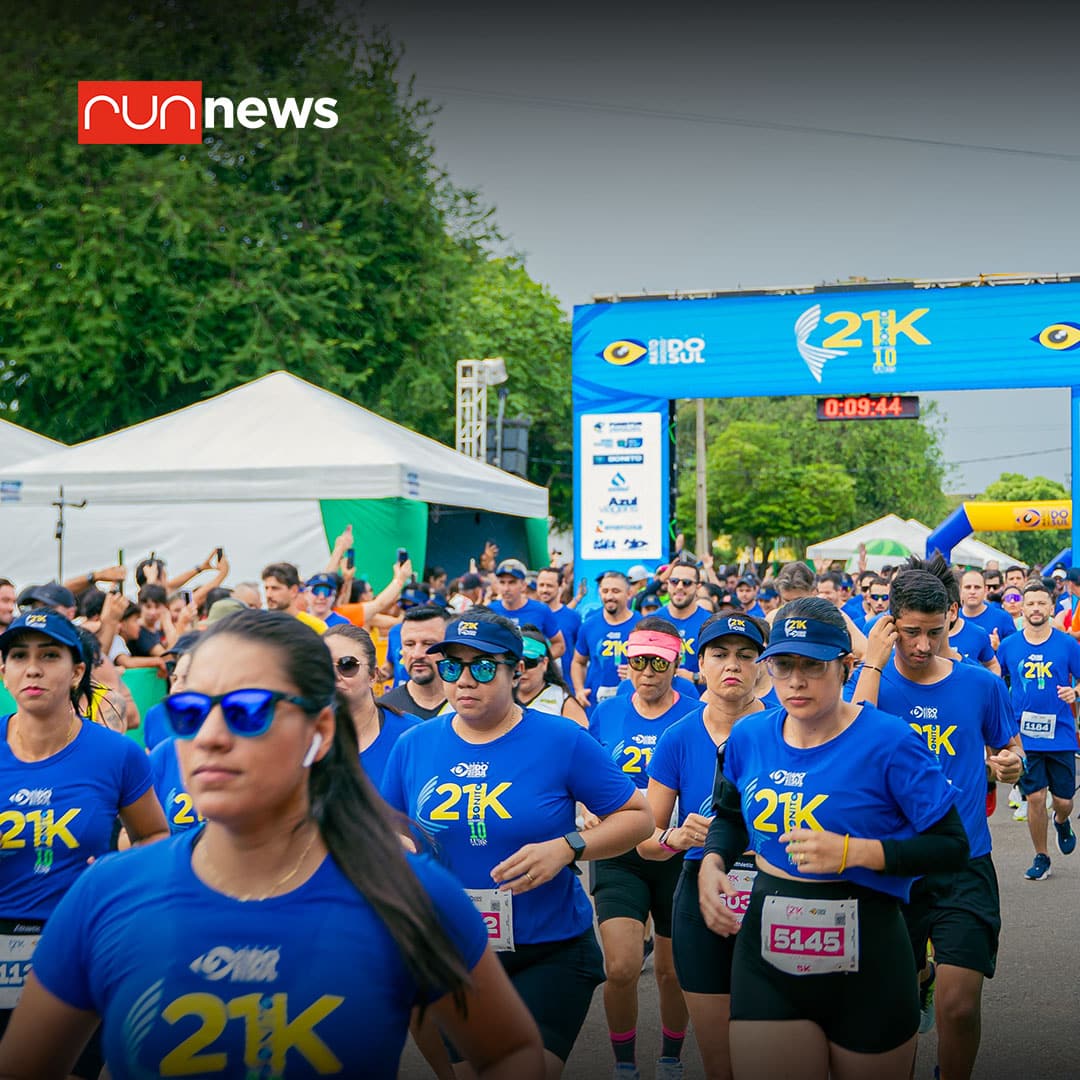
[572,572,641,711]
[381,610,652,1077]
[489,559,566,658]
[996,579,1080,880]
[959,569,1015,645]
[697,598,969,1080]
[0,608,545,1079]
[536,566,583,684]
[0,611,169,1079]
[853,570,1023,1080]
[324,624,421,786]
[515,627,588,727]
[588,619,705,1080]
[661,560,711,687]
[770,562,867,658]
[639,613,769,1080]
[379,606,454,720]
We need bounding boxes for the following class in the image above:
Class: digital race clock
[816,394,920,421]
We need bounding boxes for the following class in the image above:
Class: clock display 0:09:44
[816,395,920,421]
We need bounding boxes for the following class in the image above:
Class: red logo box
[78,81,203,144]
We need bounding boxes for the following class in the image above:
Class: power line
[949,446,1070,466]
[424,85,1080,164]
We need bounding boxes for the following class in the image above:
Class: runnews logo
[77,81,339,145]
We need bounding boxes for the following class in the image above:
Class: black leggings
[672,859,740,995]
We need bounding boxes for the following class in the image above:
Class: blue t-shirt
[661,604,711,674]
[649,709,741,861]
[0,716,152,920]
[361,708,422,788]
[149,740,203,835]
[488,599,559,642]
[381,709,636,944]
[997,628,1080,752]
[31,834,487,1079]
[386,622,408,687]
[870,659,1017,859]
[573,611,641,706]
[965,603,1016,644]
[723,705,957,901]
[949,619,994,665]
[142,701,171,752]
[323,610,351,628]
[842,596,867,622]
[548,604,583,684]
[590,692,704,790]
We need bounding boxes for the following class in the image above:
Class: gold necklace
[206,827,321,903]
[10,713,78,760]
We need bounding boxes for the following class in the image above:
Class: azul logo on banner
[795,303,931,383]
[78,81,339,144]
[600,338,706,367]
[605,496,638,513]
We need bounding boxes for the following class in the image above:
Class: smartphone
[117,550,124,596]
[180,588,193,605]
[215,547,223,563]
[346,548,355,570]
[396,547,408,565]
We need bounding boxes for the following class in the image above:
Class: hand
[700,552,714,570]
[780,828,846,874]
[697,854,742,936]
[580,810,602,830]
[988,748,1023,785]
[574,687,591,709]
[393,558,413,584]
[491,837,574,894]
[95,565,126,584]
[217,554,230,576]
[333,526,353,554]
[863,613,897,670]
[142,561,161,585]
[1057,685,1078,705]
[479,541,498,571]
[616,663,630,680]
[673,812,714,850]
[176,602,198,632]
[577,578,587,598]
[101,591,128,622]
[989,628,1000,651]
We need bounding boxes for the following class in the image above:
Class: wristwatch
[563,830,586,875]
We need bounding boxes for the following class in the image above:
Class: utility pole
[695,399,708,559]
[52,485,87,582]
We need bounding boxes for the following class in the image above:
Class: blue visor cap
[427,616,524,661]
[697,614,766,656]
[0,610,83,655]
[758,617,851,662]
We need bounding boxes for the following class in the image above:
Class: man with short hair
[535,566,582,682]
[814,571,844,608]
[733,573,764,617]
[16,582,77,621]
[262,562,327,634]
[626,565,651,600]
[856,570,1022,1080]
[843,570,877,622]
[757,585,780,615]
[379,607,454,719]
[661,560,710,685]
[488,558,565,657]
[232,581,262,609]
[1004,565,1027,590]
[857,575,892,631]
[997,580,1080,880]
[960,568,1016,644]
[0,579,17,631]
[572,571,641,710]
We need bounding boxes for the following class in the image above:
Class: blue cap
[0,610,83,655]
[697,614,766,655]
[304,572,340,591]
[427,615,525,660]
[758,616,851,662]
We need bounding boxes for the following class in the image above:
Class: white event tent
[806,514,1023,570]
[0,417,64,469]
[0,372,548,588]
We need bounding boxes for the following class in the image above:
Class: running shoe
[918,961,936,1034]
[655,1059,684,1080]
[1014,802,1028,822]
[612,1065,640,1080]
[1025,853,1052,881]
[1008,786,1021,809]
[1054,816,1076,855]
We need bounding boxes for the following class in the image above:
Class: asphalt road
[401,787,1080,1080]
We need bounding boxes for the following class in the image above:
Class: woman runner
[514,627,588,727]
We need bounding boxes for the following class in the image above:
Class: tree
[0,0,573,519]
[675,395,948,552]
[971,473,1072,568]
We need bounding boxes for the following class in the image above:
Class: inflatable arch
[926,501,1072,563]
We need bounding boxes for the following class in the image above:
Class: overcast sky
[361,1,1078,496]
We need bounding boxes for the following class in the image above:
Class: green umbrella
[863,538,911,557]
[845,537,911,572]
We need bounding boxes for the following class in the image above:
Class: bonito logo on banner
[78,81,339,144]
[580,413,662,561]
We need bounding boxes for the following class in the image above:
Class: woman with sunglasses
[637,613,769,1080]
[0,609,544,1079]
[323,623,420,786]
[381,609,652,1079]
[697,598,969,1080]
[514,627,587,728]
[0,611,168,1080]
[587,617,706,1080]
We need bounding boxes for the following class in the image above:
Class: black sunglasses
[335,655,365,676]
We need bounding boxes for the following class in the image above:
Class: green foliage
[972,473,1071,567]
[675,396,948,554]
[0,0,571,519]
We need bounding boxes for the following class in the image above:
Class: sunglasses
[163,688,324,739]
[628,654,673,673]
[522,657,544,670]
[668,577,697,588]
[766,656,830,680]
[868,593,890,602]
[436,657,517,683]
[335,655,365,676]
[309,585,335,598]
[1003,592,1023,603]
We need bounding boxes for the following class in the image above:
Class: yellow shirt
[295,610,328,634]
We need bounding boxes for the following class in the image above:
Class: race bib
[596,685,618,703]
[723,867,757,927]
[465,888,515,952]
[1019,711,1056,740]
[0,920,43,1008]
[761,896,858,975]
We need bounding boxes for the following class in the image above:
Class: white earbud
[302,732,323,768]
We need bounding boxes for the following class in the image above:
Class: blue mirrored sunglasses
[436,657,517,684]
[163,688,325,739]
[309,585,335,598]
